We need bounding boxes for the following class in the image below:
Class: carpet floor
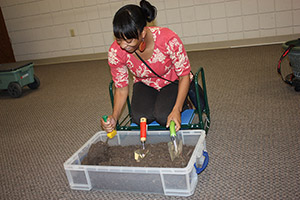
[1,44,299,200]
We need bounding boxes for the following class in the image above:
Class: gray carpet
[1,44,299,200]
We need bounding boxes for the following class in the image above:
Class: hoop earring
[139,39,146,52]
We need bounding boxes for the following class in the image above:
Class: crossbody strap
[135,52,177,84]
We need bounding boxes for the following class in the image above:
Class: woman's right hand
[101,86,128,133]
[101,115,117,133]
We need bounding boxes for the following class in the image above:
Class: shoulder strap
[135,52,177,84]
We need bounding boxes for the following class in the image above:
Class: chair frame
[109,67,210,133]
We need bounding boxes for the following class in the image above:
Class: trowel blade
[168,139,183,161]
[134,148,149,162]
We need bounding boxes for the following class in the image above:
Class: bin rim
[282,39,300,51]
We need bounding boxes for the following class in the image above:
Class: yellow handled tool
[102,115,117,140]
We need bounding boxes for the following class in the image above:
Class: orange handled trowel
[134,117,149,162]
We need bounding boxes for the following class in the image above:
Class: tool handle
[140,117,147,142]
[102,115,117,139]
[103,115,108,122]
[170,121,176,137]
[107,130,117,139]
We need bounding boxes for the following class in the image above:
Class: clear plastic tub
[64,130,208,196]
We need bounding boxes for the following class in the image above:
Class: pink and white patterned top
[108,27,191,91]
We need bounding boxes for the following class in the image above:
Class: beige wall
[0,0,299,63]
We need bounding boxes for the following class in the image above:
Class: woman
[101,0,191,132]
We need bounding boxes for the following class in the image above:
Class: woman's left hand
[166,109,181,132]
[166,74,190,132]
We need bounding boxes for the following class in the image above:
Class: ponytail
[140,0,157,23]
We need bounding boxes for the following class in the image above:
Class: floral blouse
[108,27,191,90]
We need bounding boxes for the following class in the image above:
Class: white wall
[0,0,299,62]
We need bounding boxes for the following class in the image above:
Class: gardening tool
[102,115,117,143]
[134,117,149,162]
[168,121,183,161]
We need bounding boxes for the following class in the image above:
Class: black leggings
[131,82,186,126]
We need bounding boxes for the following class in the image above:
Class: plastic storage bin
[64,130,208,196]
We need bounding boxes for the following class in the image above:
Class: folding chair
[108,67,210,133]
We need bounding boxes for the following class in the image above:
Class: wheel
[28,75,40,89]
[8,82,22,98]
[293,78,300,92]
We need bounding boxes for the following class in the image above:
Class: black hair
[113,0,157,40]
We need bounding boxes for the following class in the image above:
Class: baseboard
[33,52,108,66]
[33,34,299,66]
[184,34,299,52]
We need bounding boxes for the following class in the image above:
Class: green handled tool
[102,115,117,143]
[170,121,178,153]
[168,120,183,161]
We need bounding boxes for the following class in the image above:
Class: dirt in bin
[81,141,195,168]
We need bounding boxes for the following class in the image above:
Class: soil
[81,141,195,168]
